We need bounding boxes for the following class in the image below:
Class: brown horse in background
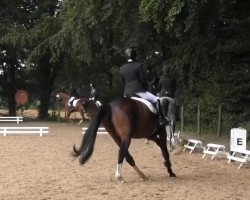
[56,92,86,124]
[73,97,176,183]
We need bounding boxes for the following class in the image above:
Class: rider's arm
[139,64,148,90]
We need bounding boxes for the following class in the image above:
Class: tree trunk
[38,88,51,120]
[37,51,60,120]
[6,64,17,116]
[7,85,16,116]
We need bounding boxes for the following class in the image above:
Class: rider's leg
[156,98,168,126]
[69,97,75,110]
[136,91,168,126]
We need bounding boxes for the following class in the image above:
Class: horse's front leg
[66,111,73,125]
[148,128,176,178]
[124,151,148,181]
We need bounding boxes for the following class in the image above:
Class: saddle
[131,97,157,114]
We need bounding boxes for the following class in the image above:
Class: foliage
[0,0,249,133]
[140,0,250,132]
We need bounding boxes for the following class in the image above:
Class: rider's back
[120,62,147,97]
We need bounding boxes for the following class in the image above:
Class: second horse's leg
[66,111,71,125]
[78,111,85,126]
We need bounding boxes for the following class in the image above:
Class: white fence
[0,127,49,137]
[0,117,23,124]
[82,127,108,135]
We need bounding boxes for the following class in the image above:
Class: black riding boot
[156,99,168,126]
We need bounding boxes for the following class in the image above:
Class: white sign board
[230,128,247,151]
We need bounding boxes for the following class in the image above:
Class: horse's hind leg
[167,122,175,150]
[125,151,148,180]
[148,128,176,177]
[115,138,131,183]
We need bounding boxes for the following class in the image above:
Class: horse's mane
[59,92,70,97]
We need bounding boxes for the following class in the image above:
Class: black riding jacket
[158,75,176,98]
[120,61,148,96]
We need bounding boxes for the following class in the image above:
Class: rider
[120,47,168,126]
[158,64,180,120]
[69,84,80,110]
[89,83,99,101]
[89,83,102,107]
[158,64,176,98]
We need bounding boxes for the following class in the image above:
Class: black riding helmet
[125,48,137,61]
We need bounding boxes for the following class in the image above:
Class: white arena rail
[183,139,205,153]
[0,127,49,137]
[227,149,250,169]
[202,143,228,160]
[0,117,23,124]
[82,127,108,135]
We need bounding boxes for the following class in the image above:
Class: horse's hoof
[169,173,177,178]
[141,176,149,181]
[117,177,125,183]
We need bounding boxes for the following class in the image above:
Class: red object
[15,90,28,105]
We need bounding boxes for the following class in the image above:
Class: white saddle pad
[68,99,80,107]
[131,97,157,114]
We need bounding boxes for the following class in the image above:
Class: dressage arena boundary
[82,127,108,135]
[0,116,23,124]
[183,139,250,169]
[183,127,250,169]
[227,149,250,169]
[202,143,228,159]
[183,139,205,153]
[0,127,49,137]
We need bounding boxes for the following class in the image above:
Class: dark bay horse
[73,97,176,183]
[56,92,86,124]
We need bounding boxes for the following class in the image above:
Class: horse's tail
[73,104,110,165]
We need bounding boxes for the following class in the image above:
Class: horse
[160,97,179,149]
[56,92,86,124]
[72,97,176,183]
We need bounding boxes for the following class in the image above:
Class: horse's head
[56,92,70,103]
[56,93,62,101]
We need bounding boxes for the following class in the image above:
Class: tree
[140,0,250,131]
[0,0,35,115]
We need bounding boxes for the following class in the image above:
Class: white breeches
[136,91,158,103]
